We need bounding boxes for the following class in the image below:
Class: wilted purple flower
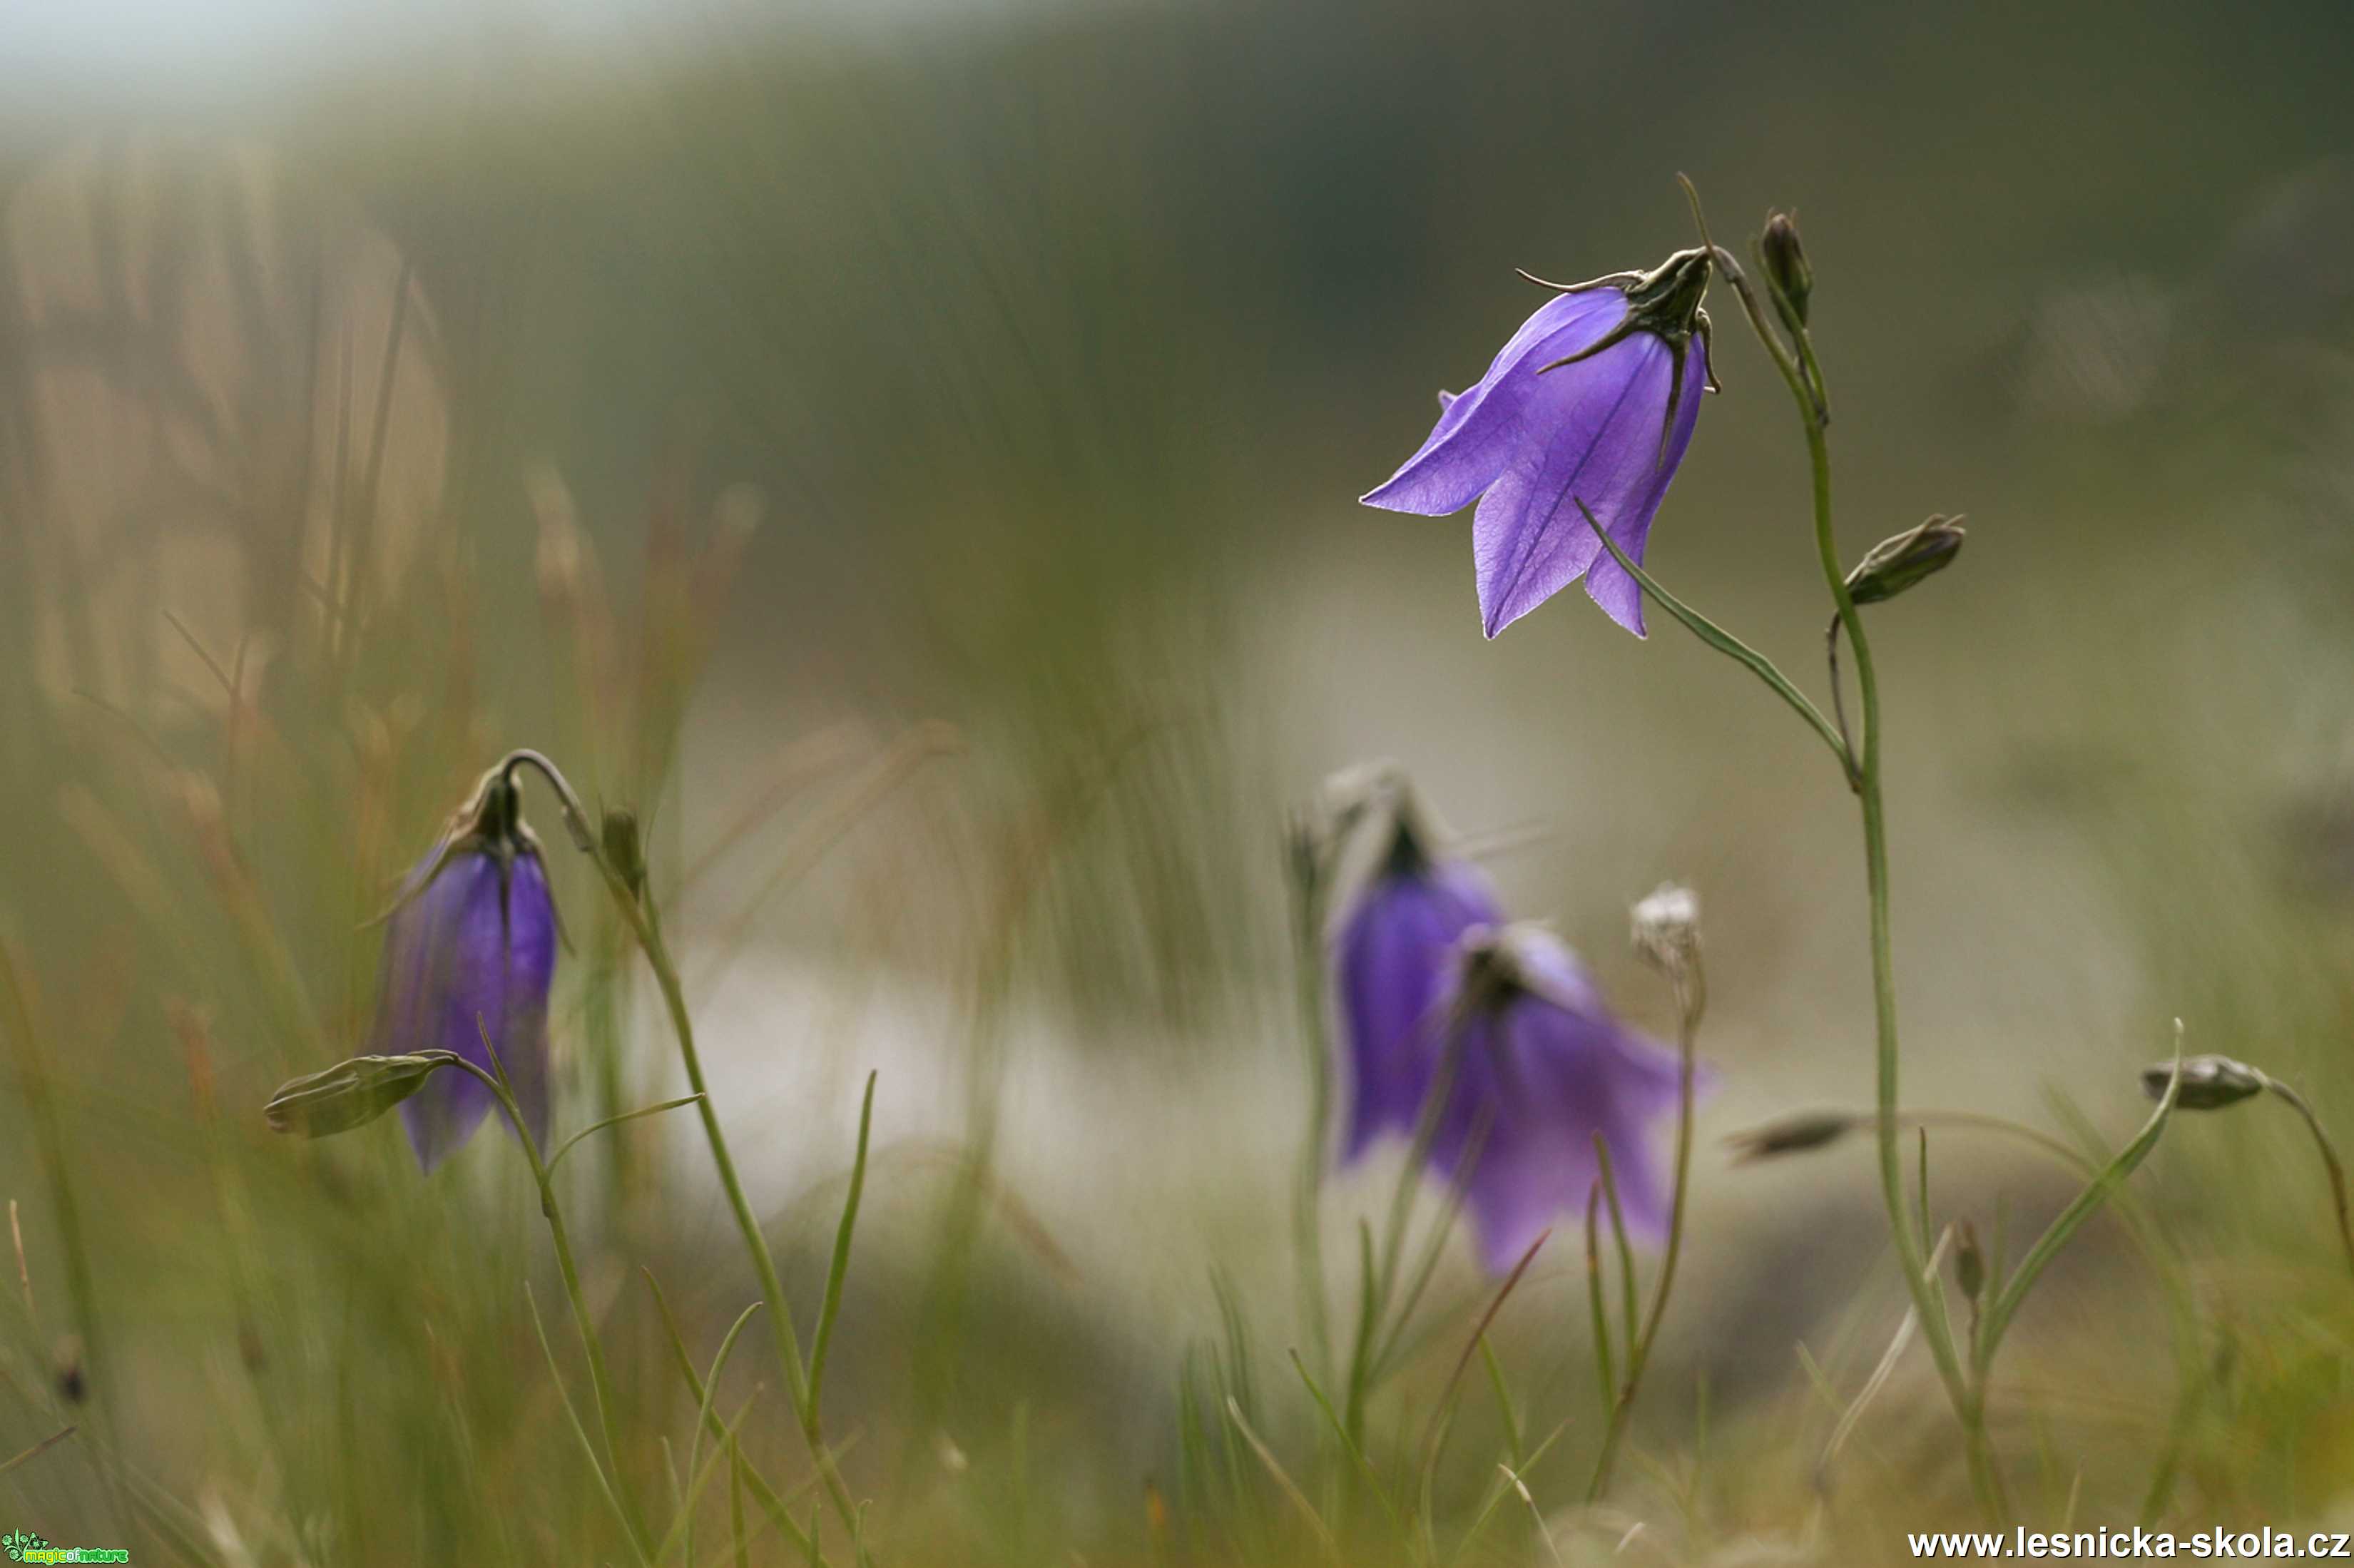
[1430,925,1683,1273]
[1362,248,1714,639]
[1333,781,1504,1163]
[370,763,557,1171]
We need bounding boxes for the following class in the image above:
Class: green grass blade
[525,1281,651,1566]
[681,1301,766,1568]
[807,1071,877,1425]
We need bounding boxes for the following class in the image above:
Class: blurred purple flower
[370,766,557,1171]
[1333,790,1504,1162]
[1434,925,1684,1273]
[1362,249,1713,639]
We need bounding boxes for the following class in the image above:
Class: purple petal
[372,849,557,1171]
[1333,860,1502,1162]
[1361,290,1629,517]
[1579,334,1708,636]
[1472,333,1696,639]
[1422,934,1687,1274]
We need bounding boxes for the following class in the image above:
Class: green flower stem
[2257,1077,2354,1283]
[502,750,868,1553]
[1800,373,2005,1522]
[1586,964,1703,1500]
[621,892,865,1551]
[444,1043,654,1562]
[1688,210,2004,1519]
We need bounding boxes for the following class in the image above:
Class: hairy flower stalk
[1362,248,1713,638]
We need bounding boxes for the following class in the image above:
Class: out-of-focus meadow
[4,0,2354,1561]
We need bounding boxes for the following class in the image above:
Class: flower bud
[1723,1110,1855,1164]
[601,807,647,899]
[1761,211,1812,325]
[1954,1219,1987,1304]
[2142,1054,2266,1111]
[1845,516,1967,606]
[265,1053,454,1137]
[1631,882,1701,979]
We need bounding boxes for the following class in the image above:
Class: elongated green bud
[1761,210,1812,326]
[1845,516,1967,606]
[2142,1054,2266,1111]
[601,807,647,899]
[265,1052,455,1137]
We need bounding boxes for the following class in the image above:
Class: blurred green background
[4,0,2354,1561]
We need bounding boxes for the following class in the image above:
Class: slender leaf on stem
[1980,1034,2184,1365]
[809,1071,878,1420]
[545,1095,708,1175]
[1575,499,1850,769]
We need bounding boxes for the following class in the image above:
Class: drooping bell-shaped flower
[1429,924,1683,1273]
[1331,780,1504,1164]
[1362,248,1714,639]
[368,761,558,1171]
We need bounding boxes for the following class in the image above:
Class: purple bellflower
[1332,781,1505,1163]
[1431,924,1684,1273]
[369,762,558,1171]
[1362,248,1715,639]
